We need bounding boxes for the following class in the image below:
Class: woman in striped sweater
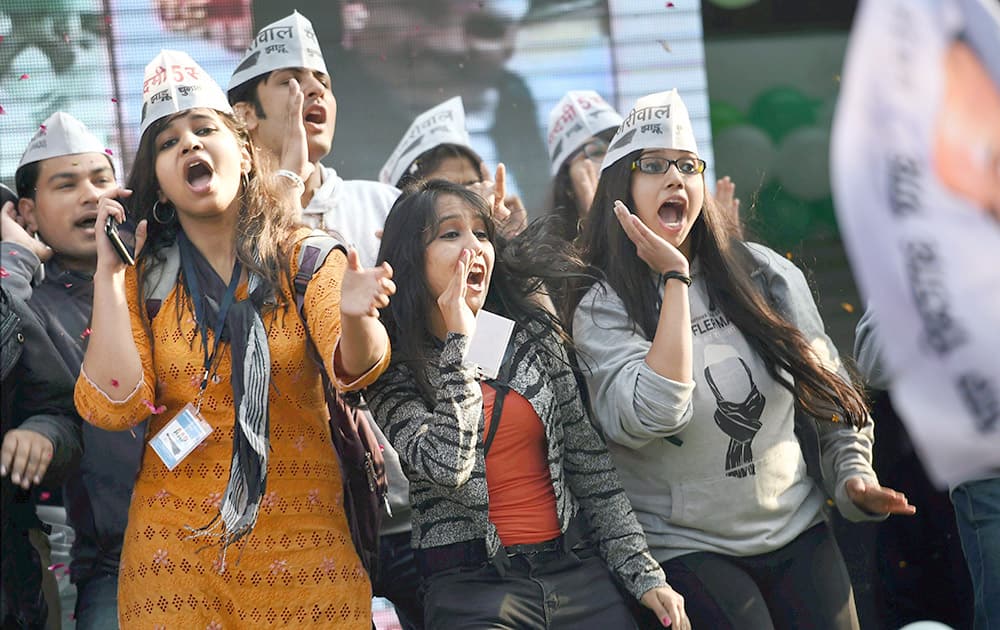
[365,180,688,630]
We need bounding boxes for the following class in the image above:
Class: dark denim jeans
[422,545,635,630]
[73,573,118,630]
[952,477,1000,630]
[372,531,423,630]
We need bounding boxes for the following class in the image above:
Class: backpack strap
[481,338,516,457]
[144,243,182,320]
[294,230,347,314]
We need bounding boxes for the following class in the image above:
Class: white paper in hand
[464,310,515,380]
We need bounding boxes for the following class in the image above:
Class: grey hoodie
[573,243,884,563]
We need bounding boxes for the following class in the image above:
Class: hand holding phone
[105,216,135,266]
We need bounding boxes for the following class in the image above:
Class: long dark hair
[377,179,580,405]
[546,128,616,244]
[568,151,869,430]
[127,108,298,318]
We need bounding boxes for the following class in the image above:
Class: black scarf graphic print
[705,357,766,478]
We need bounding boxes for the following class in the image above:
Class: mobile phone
[105,216,135,266]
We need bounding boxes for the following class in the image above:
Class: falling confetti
[658,39,672,53]
[104,148,114,156]
[0,267,8,278]
[19,73,29,80]
[840,302,855,313]
[64,283,73,288]
[111,97,118,103]
[8,250,16,256]
[80,327,92,339]
[40,491,52,501]
[666,1,675,6]
[142,399,167,415]
[39,124,46,132]
[0,105,5,115]
[47,563,66,572]
[111,379,120,388]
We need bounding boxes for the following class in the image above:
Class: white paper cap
[139,50,232,140]
[17,112,108,170]
[228,11,328,92]
[601,89,699,173]
[546,91,623,175]
[379,97,473,186]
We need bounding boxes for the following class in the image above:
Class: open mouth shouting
[185,158,214,194]
[75,211,99,233]
[466,262,488,293]
[657,197,687,233]
[303,104,327,133]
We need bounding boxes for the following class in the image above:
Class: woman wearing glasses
[567,89,915,629]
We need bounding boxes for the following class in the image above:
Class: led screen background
[1,1,711,212]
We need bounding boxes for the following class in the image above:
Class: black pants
[372,531,424,630]
[422,546,636,630]
[633,524,859,630]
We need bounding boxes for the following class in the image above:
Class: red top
[481,383,562,546]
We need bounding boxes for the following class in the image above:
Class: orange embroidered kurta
[75,244,388,629]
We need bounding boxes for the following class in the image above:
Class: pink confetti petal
[666,1,675,6]
[39,124,46,132]
[39,491,51,501]
[104,148,113,156]
[142,399,167,415]
[47,563,66,572]
[8,250,16,256]
[0,104,5,115]
[80,327,92,339]
[110,379,120,388]
[19,73,29,80]
[64,283,73,288]
[0,267,8,278]
[111,97,118,103]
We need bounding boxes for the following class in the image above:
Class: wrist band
[276,169,305,195]
[662,270,692,287]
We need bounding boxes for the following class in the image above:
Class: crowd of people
[2,8,992,630]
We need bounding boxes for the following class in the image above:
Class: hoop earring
[152,200,175,224]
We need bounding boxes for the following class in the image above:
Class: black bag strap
[481,338,516,457]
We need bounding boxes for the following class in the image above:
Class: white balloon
[774,126,832,201]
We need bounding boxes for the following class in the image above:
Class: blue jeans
[952,477,1000,630]
[373,531,423,630]
[73,573,118,630]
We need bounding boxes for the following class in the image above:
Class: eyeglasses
[578,139,609,162]
[631,156,706,176]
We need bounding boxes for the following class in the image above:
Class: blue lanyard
[178,235,243,394]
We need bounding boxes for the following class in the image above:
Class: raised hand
[0,429,54,490]
[613,200,689,275]
[640,584,691,630]
[715,175,741,221]
[278,78,314,188]
[845,476,916,516]
[340,247,395,318]
[2,201,52,262]
[95,188,147,273]
[437,248,477,337]
[469,163,527,237]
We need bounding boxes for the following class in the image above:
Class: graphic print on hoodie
[703,348,766,478]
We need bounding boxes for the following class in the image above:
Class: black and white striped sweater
[365,324,667,601]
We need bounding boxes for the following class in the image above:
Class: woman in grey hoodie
[568,89,915,630]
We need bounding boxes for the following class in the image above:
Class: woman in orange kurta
[74,52,395,628]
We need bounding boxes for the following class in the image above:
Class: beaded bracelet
[276,169,305,195]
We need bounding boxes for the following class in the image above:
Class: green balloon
[748,87,819,143]
[750,182,813,248]
[709,101,746,135]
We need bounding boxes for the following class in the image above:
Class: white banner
[832,0,1000,486]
